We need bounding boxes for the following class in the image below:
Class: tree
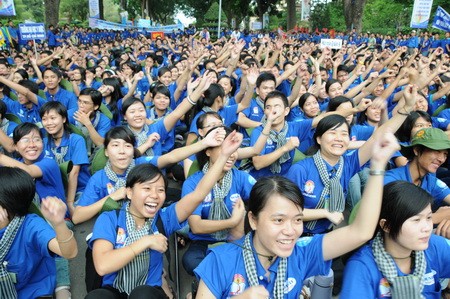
[286,0,296,30]
[60,0,89,23]
[221,0,252,29]
[343,0,366,32]
[254,0,279,22]
[44,0,61,26]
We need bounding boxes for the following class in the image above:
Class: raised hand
[370,129,400,166]
[41,196,67,226]
[220,130,243,157]
[403,84,417,110]
[201,127,226,148]
[356,98,372,112]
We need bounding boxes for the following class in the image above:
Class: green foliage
[60,0,89,23]
[363,0,411,34]
[6,0,45,22]
[309,2,331,29]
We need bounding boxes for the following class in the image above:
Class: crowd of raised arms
[0,22,450,299]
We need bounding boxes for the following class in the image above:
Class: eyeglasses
[18,137,43,144]
[201,123,223,129]
[77,99,94,106]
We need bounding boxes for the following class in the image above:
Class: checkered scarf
[202,161,232,241]
[242,232,287,299]
[0,118,9,134]
[306,151,345,231]
[372,232,426,299]
[261,116,290,174]
[113,202,154,294]
[49,139,69,165]
[0,216,25,298]
[104,159,135,192]
[130,124,154,157]
[77,111,101,154]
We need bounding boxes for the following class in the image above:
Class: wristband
[187,95,196,106]
[369,169,385,176]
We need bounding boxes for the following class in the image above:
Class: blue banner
[0,0,16,16]
[410,0,433,28]
[432,6,450,32]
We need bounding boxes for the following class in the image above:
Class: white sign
[410,0,433,28]
[19,23,46,40]
[320,38,342,49]
[251,22,262,30]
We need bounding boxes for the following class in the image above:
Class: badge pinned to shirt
[107,183,114,195]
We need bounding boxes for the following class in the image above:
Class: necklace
[231,241,275,262]
[128,210,147,229]
[390,253,412,260]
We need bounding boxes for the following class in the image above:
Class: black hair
[79,87,103,109]
[43,67,62,79]
[157,67,171,78]
[356,95,376,125]
[121,97,145,117]
[378,181,433,241]
[150,84,171,98]
[102,77,123,123]
[19,79,39,95]
[0,100,6,119]
[196,83,225,113]
[327,96,354,112]
[218,74,235,96]
[39,101,70,136]
[0,167,36,219]
[13,122,42,144]
[126,163,168,190]
[14,69,29,81]
[73,66,86,82]
[256,72,276,88]
[395,111,432,143]
[246,176,304,233]
[264,90,289,108]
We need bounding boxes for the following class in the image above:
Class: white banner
[320,38,342,50]
[0,0,16,16]
[410,0,433,28]
[89,0,100,18]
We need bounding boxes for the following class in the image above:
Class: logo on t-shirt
[379,277,391,297]
[230,273,246,296]
[116,227,126,245]
[284,277,297,294]
[230,193,241,203]
[304,180,315,194]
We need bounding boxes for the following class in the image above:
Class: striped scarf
[104,159,135,193]
[50,138,69,165]
[113,202,154,294]
[77,111,101,154]
[307,151,344,231]
[242,233,287,299]
[372,232,426,299]
[130,124,154,157]
[202,162,233,241]
[0,118,9,134]
[261,116,289,174]
[0,216,25,299]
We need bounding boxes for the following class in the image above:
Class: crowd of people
[0,21,450,299]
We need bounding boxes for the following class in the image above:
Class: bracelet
[397,108,411,116]
[129,245,137,258]
[369,169,386,176]
[187,95,196,106]
[57,230,74,243]
[261,131,270,136]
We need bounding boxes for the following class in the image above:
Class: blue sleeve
[159,203,185,236]
[78,172,107,206]
[341,251,378,298]
[96,114,111,138]
[295,235,332,278]
[194,249,229,298]
[428,235,450,278]
[69,135,89,165]
[221,105,239,127]
[431,178,450,206]
[29,214,57,258]
[90,211,118,247]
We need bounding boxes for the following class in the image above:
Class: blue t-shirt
[249,120,314,179]
[43,133,90,192]
[45,88,78,111]
[90,202,184,287]
[1,214,56,298]
[384,165,450,209]
[2,95,47,124]
[182,168,256,242]
[68,110,112,138]
[341,235,450,299]
[194,234,331,298]
[242,98,264,122]
[286,151,361,234]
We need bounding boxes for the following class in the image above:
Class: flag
[410,0,433,28]
[432,6,450,32]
